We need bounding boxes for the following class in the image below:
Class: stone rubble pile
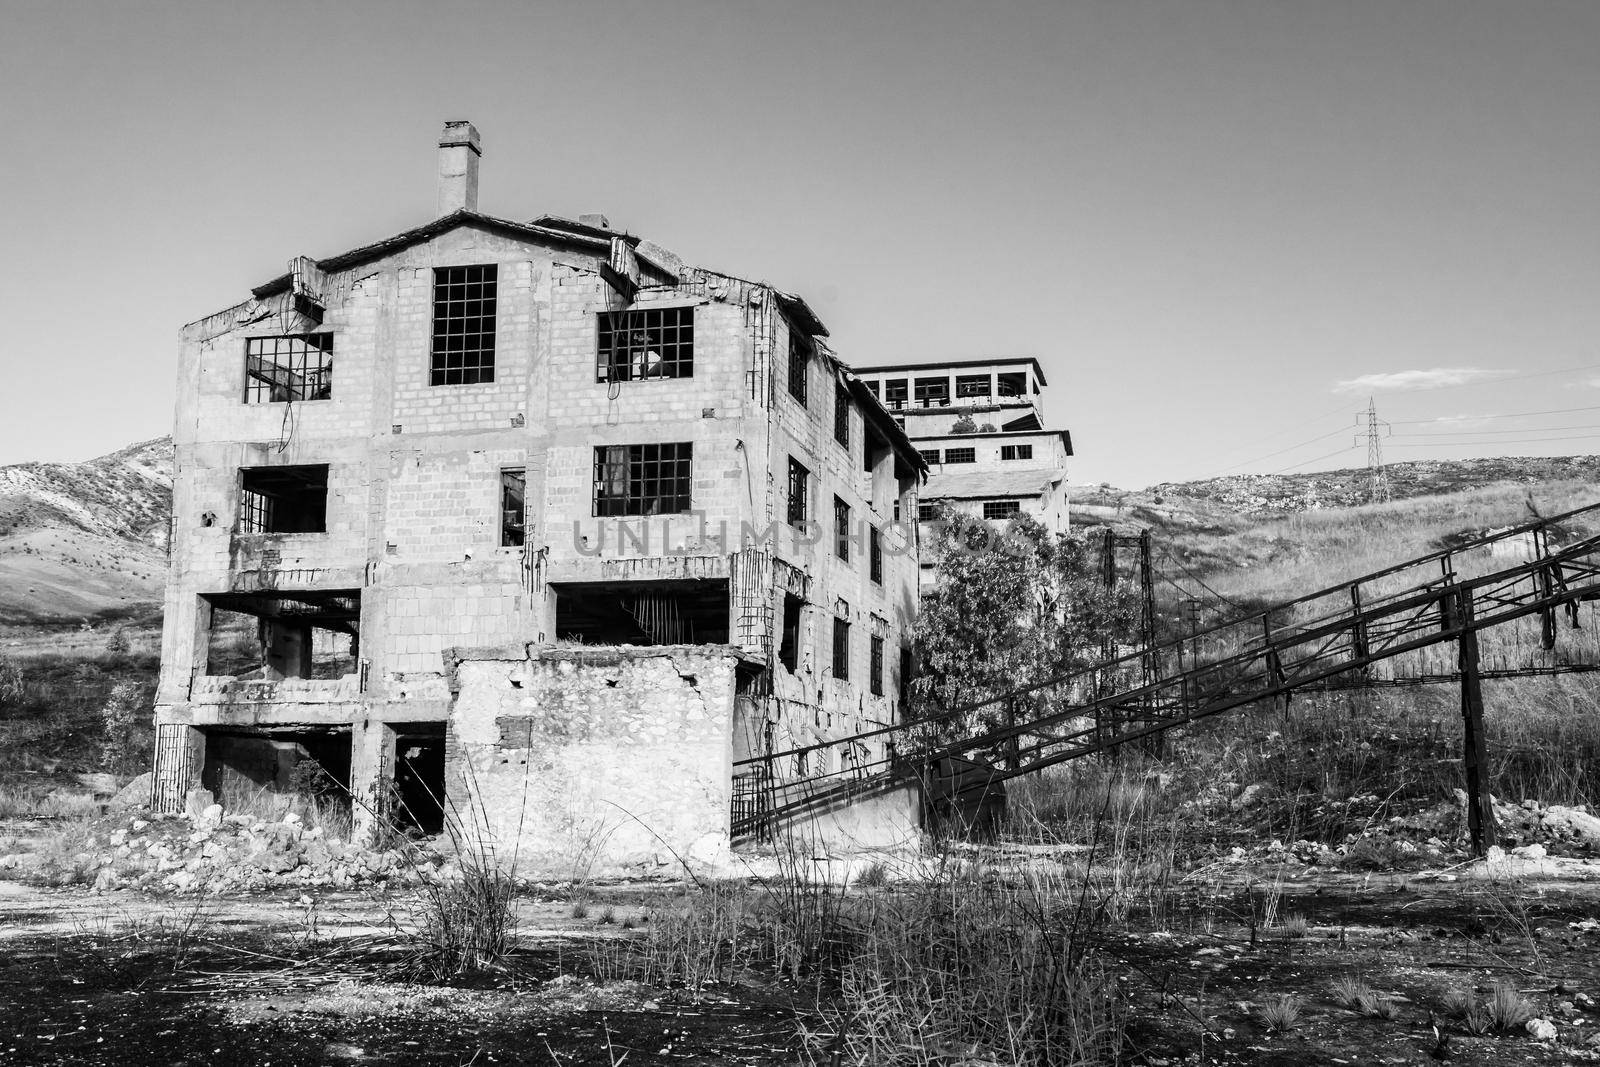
[0,803,451,893]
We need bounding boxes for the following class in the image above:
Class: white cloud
[1583,376,1600,389]
[1332,367,1511,394]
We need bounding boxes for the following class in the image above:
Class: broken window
[553,579,728,644]
[956,374,991,399]
[1000,444,1033,461]
[883,378,908,409]
[983,500,1021,520]
[870,525,883,584]
[917,502,939,523]
[593,443,692,516]
[778,593,803,672]
[597,306,694,381]
[914,377,949,407]
[833,384,850,448]
[203,591,360,681]
[870,635,884,696]
[834,497,851,562]
[832,611,850,681]
[788,331,810,406]
[997,372,1026,397]
[944,447,976,465]
[918,448,941,466]
[430,264,497,386]
[864,380,881,400]
[787,457,809,528]
[500,469,526,547]
[244,335,333,403]
[899,647,913,713]
[239,465,328,534]
[199,725,352,818]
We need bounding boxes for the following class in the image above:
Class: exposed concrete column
[348,719,388,843]
[437,120,481,217]
[264,620,314,679]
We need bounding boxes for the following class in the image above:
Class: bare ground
[4,852,1600,1066]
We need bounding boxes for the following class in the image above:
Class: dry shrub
[804,859,1121,1067]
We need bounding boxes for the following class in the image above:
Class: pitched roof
[251,210,620,298]
[922,467,1061,501]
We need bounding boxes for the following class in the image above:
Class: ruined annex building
[152,122,929,873]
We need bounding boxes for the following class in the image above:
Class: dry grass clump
[1259,994,1302,1033]
[1487,980,1536,1033]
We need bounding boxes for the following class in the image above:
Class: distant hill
[0,438,172,623]
[1073,455,1600,521]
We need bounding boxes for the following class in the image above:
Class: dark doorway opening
[391,723,446,836]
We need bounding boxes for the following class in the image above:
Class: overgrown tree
[100,680,149,776]
[911,510,1139,752]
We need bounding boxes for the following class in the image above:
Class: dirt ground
[4,855,1600,1066]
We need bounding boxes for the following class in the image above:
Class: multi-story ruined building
[152,122,927,872]
[852,359,1071,584]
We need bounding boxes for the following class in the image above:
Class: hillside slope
[0,439,172,623]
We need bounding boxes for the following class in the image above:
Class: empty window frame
[832,611,850,681]
[864,380,881,399]
[983,500,1022,520]
[869,526,883,584]
[787,457,809,527]
[596,305,694,381]
[834,497,851,562]
[788,331,810,406]
[431,264,497,386]
[955,374,991,399]
[883,378,908,409]
[918,448,941,466]
[238,465,329,534]
[778,593,803,672]
[914,377,949,407]
[834,384,850,448]
[997,371,1026,397]
[1000,444,1034,461]
[244,335,333,403]
[592,443,692,516]
[870,635,885,696]
[917,502,938,522]
[944,447,976,464]
[500,469,526,547]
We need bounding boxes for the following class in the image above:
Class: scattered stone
[1526,1018,1558,1041]
[108,772,153,810]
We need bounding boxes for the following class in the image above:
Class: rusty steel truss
[736,501,1600,854]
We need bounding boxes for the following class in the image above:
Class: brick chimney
[437,120,481,217]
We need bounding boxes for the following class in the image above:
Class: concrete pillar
[348,719,388,843]
[265,620,313,679]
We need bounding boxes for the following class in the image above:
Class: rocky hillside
[1075,455,1600,519]
[0,438,172,623]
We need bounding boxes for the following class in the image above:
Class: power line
[1262,443,1360,476]
[1388,431,1600,448]
[1206,424,1355,477]
[1389,403,1600,427]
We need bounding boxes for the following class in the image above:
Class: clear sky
[2,0,1597,488]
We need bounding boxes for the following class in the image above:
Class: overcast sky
[2,0,1597,488]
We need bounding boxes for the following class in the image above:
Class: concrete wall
[154,208,928,855]
[448,645,742,877]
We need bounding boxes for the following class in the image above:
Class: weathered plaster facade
[152,122,928,872]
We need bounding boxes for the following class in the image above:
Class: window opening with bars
[431,264,497,385]
[245,335,333,402]
[593,443,692,516]
[597,306,694,381]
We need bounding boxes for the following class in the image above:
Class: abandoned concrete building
[152,121,929,873]
[852,358,1072,585]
